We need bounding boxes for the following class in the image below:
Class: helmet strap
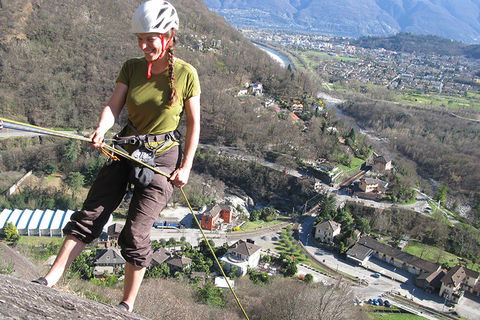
[146,34,174,79]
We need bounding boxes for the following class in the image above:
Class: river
[253,41,294,69]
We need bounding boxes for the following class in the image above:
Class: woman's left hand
[169,167,191,188]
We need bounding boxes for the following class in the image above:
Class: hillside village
[243,29,480,97]
[2,62,479,318]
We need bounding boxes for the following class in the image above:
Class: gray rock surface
[0,275,149,320]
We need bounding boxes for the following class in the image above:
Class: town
[242,29,480,98]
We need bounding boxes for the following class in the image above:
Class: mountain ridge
[205,0,480,44]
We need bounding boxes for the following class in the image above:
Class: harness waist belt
[113,131,178,146]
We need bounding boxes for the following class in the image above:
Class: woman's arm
[169,94,201,187]
[90,83,128,148]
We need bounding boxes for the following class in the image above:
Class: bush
[2,222,20,244]
[196,282,225,307]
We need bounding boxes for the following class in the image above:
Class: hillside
[205,0,480,44]
[0,0,318,142]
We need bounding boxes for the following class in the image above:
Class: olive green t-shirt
[116,57,201,139]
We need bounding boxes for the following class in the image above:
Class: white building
[220,240,261,277]
[0,208,112,237]
[314,220,341,243]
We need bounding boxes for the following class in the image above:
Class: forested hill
[0,0,316,139]
[351,33,480,59]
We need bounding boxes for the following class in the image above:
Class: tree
[2,222,20,244]
[249,209,261,221]
[63,140,81,163]
[64,171,85,199]
[145,263,170,278]
[435,185,448,206]
[69,251,95,280]
[196,282,225,307]
[356,217,371,234]
[316,195,337,221]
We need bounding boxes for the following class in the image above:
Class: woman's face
[136,32,173,61]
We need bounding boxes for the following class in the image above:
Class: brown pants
[63,146,179,267]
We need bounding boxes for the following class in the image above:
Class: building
[314,220,341,243]
[215,276,235,289]
[150,248,171,267]
[0,208,86,237]
[166,256,192,273]
[347,237,440,276]
[250,83,263,96]
[346,242,373,266]
[439,265,480,303]
[200,204,233,231]
[415,269,448,294]
[94,248,125,276]
[359,178,388,193]
[107,223,123,240]
[220,240,261,277]
[373,155,393,173]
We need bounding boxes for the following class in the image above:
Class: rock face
[0,242,40,281]
[0,275,149,320]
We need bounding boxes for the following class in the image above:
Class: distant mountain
[204,0,480,44]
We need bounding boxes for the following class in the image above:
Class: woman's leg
[120,262,147,311]
[41,160,130,287]
[43,235,87,287]
[117,147,178,311]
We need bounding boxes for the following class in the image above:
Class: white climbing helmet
[131,0,179,34]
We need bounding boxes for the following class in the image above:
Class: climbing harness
[0,117,250,320]
[112,123,180,187]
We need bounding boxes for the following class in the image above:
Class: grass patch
[397,91,480,110]
[337,157,365,181]
[238,217,290,232]
[17,236,63,261]
[403,240,480,271]
[398,199,417,205]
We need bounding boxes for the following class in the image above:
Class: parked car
[384,300,391,308]
[377,298,384,306]
[372,272,381,278]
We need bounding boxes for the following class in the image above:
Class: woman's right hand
[88,127,107,149]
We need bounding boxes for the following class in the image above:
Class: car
[367,299,373,304]
[372,272,381,278]
[377,298,384,306]
[384,300,391,308]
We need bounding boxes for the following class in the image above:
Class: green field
[237,217,290,232]
[398,91,480,110]
[403,240,480,271]
[337,157,365,181]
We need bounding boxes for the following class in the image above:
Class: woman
[33,0,201,313]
